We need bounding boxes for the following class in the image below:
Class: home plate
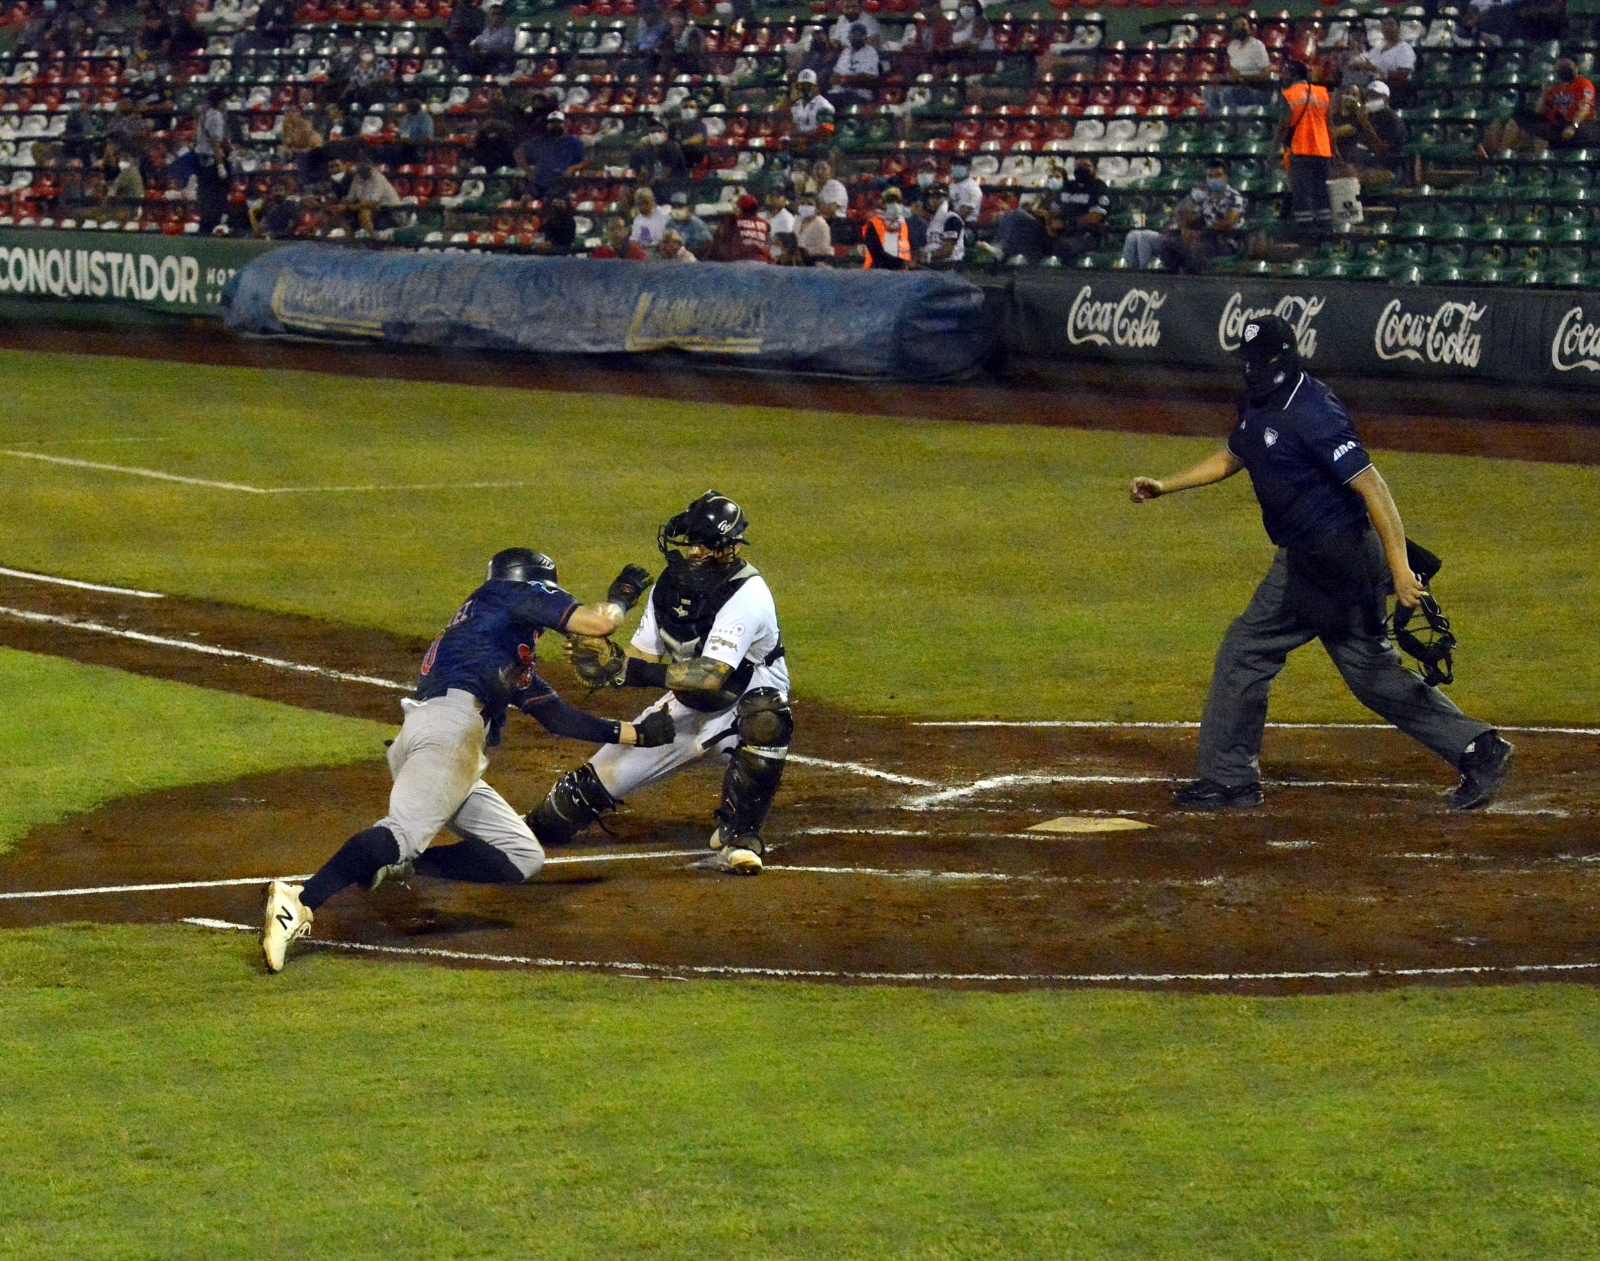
[1027,816,1154,835]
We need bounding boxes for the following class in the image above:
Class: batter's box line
[901,773,1438,810]
[176,918,1600,988]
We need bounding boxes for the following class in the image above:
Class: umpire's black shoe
[1450,732,1515,812]
[1172,779,1264,812]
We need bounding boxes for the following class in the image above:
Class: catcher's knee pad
[732,687,794,756]
[716,690,792,840]
[527,764,618,847]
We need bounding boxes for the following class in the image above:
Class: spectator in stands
[251,183,299,239]
[921,185,965,265]
[657,229,698,262]
[802,159,849,214]
[1121,163,1246,272]
[1204,18,1274,115]
[252,0,296,50]
[833,25,882,108]
[59,100,93,166]
[1333,79,1409,189]
[948,160,983,221]
[706,193,773,262]
[344,156,401,234]
[281,98,327,185]
[1480,56,1598,153]
[761,186,799,261]
[469,4,518,77]
[668,191,715,254]
[471,114,518,174]
[673,100,708,159]
[862,186,914,269]
[194,86,231,236]
[628,0,672,75]
[1050,156,1110,261]
[796,192,834,262]
[341,44,394,110]
[168,2,206,58]
[829,0,881,50]
[1352,17,1415,104]
[536,196,576,252]
[136,0,175,64]
[105,100,153,182]
[393,99,435,167]
[630,120,689,192]
[629,186,672,249]
[790,69,836,156]
[593,215,650,259]
[104,151,145,213]
[447,0,487,73]
[516,111,586,198]
[1278,62,1334,240]
[664,9,709,77]
[978,194,1052,264]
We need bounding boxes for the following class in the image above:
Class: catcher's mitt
[568,635,626,690]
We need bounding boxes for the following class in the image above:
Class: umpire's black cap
[1239,313,1297,365]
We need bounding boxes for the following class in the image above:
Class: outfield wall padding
[1009,271,1600,390]
[222,244,993,381]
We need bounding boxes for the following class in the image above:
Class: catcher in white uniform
[524,491,792,875]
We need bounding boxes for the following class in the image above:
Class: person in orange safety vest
[1277,61,1334,239]
[862,186,914,269]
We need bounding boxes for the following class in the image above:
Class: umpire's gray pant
[1197,550,1492,787]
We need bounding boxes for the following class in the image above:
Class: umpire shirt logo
[1218,293,1325,358]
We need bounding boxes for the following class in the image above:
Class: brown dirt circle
[2,569,1598,995]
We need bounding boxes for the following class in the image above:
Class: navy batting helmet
[487,547,559,585]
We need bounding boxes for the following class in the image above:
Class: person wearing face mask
[1350,17,1414,104]
[862,186,914,269]
[1049,158,1110,262]
[667,190,714,254]
[1480,56,1598,155]
[1333,79,1409,189]
[920,185,965,264]
[1121,164,1244,272]
[789,69,836,156]
[630,122,689,192]
[948,161,984,221]
[1203,17,1273,115]
[828,0,881,50]
[809,160,850,214]
[515,110,587,200]
[1129,314,1512,817]
[628,187,673,249]
[673,101,709,155]
[832,24,882,107]
[796,193,834,262]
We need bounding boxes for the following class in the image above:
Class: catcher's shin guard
[526,764,618,847]
[715,689,793,844]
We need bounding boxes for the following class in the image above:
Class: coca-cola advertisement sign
[1373,299,1487,368]
[1552,306,1600,373]
[1217,292,1325,358]
[1065,284,1166,349]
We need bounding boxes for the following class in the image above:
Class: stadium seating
[0,0,1595,285]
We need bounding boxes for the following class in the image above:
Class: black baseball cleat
[1173,779,1264,812]
[1450,733,1514,812]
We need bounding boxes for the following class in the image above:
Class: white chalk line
[0,448,541,495]
[903,772,1433,809]
[177,917,1600,986]
[0,566,165,598]
[0,850,701,901]
[769,864,1223,888]
[0,605,412,691]
[916,719,1600,737]
[787,754,939,788]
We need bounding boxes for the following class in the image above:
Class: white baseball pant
[375,689,545,878]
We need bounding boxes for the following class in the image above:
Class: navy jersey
[415,579,578,734]
[1227,372,1374,550]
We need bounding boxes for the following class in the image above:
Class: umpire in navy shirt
[1129,314,1513,812]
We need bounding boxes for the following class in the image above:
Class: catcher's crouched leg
[713,689,794,854]
[525,763,618,847]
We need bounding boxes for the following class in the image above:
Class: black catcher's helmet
[1239,312,1302,403]
[487,547,559,585]
[657,491,750,560]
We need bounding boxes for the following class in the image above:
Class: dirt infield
[3,568,1598,993]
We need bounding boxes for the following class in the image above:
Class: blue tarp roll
[222,245,992,380]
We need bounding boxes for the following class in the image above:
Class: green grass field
[0,647,387,855]
[2,350,1598,1259]
[0,350,1595,721]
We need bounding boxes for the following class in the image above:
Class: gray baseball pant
[1197,550,1492,787]
[375,690,545,878]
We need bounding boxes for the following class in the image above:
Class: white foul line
[177,917,1600,986]
[903,772,1433,809]
[787,754,940,788]
[0,605,412,691]
[0,851,699,900]
[0,566,165,598]
[915,719,1600,737]
[0,449,542,496]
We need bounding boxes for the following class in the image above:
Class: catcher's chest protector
[651,562,758,662]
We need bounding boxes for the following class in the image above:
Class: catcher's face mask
[1392,592,1456,687]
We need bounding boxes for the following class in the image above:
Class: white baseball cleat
[262,880,313,973]
[695,834,763,875]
